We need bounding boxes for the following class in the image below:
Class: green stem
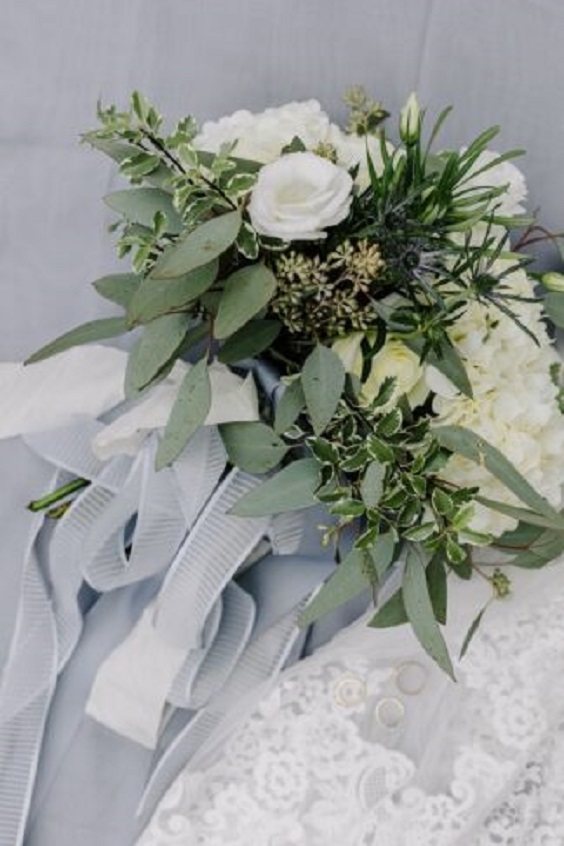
[27,478,90,513]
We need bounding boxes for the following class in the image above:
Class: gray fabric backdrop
[0,0,563,667]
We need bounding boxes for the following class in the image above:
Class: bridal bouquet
[28,88,564,676]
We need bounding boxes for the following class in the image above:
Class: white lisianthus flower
[363,339,428,408]
[399,92,421,144]
[248,152,353,241]
[194,100,332,164]
[462,149,527,217]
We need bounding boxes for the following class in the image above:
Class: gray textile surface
[0,1,563,843]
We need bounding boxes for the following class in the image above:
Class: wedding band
[395,661,428,696]
[373,697,405,729]
[333,673,367,708]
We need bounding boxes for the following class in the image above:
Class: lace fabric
[138,562,564,846]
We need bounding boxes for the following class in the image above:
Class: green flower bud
[399,92,421,144]
[542,272,564,293]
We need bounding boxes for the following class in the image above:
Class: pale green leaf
[25,317,128,364]
[231,457,320,517]
[214,264,277,340]
[150,210,241,279]
[274,379,306,435]
[302,345,346,435]
[299,550,370,628]
[507,528,564,569]
[126,260,218,326]
[104,187,182,233]
[93,273,141,308]
[368,530,396,579]
[155,358,211,470]
[434,425,562,523]
[543,292,564,329]
[124,314,189,396]
[403,545,455,678]
[218,320,281,364]
[369,590,408,627]
[476,495,564,532]
[220,421,288,474]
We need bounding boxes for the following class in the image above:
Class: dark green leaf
[214,264,277,340]
[126,260,218,326]
[93,273,141,308]
[299,549,370,628]
[220,421,288,474]
[403,545,455,678]
[104,188,182,233]
[302,346,346,435]
[231,457,320,517]
[150,210,241,279]
[124,313,189,396]
[155,359,211,470]
[25,317,128,364]
[274,379,306,434]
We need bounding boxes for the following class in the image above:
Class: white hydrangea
[430,269,564,536]
[194,100,387,188]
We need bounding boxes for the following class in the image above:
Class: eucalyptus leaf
[126,260,218,326]
[507,528,564,569]
[403,545,455,678]
[25,317,128,364]
[150,210,241,279]
[218,320,281,365]
[369,590,408,628]
[302,345,346,435]
[299,550,370,628]
[93,273,141,308]
[155,359,211,470]
[476,495,564,532]
[104,187,182,233]
[220,421,288,474]
[214,264,277,340]
[543,292,564,329]
[460,605,488,659]
[427,553,447,624]
[434,425,562,523]
[274,379,306,435]
[231,457,320,517]
[368,530,396,580]
[124,313,189,396]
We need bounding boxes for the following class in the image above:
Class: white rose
[363,339,428,408]
[194,100,332,164]
[248,152,353,241]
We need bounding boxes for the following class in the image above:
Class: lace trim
[139,569,564,845]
